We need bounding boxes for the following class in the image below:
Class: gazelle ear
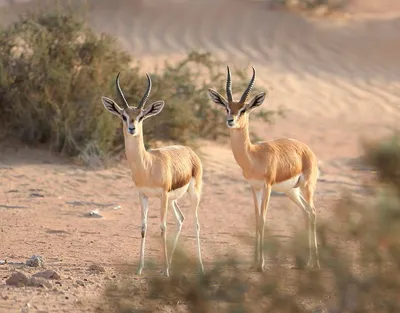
[141,100,165,120]
[246,92,267,112]
[207,88,228,108]
[102,97,123,116]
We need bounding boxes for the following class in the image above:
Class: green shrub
[0,10,280,162]
[99,135,400,313]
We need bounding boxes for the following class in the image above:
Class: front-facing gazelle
[102,73,205,277]
[207,66,320,271]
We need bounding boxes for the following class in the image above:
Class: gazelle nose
[128,127,135,134]
[227,119,234,126]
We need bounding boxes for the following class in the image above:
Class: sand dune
[0,1,399,311]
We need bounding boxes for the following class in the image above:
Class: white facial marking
[136,110,145,123]
[122,111,138,136]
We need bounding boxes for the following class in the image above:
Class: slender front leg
[160,191,170,276]
[259,184,271,272]
[137,192,149,275]
[169,200,185,267]
[250,186,262,269]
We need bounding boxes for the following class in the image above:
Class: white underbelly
[136,180,191,200]
[248,174,301,193]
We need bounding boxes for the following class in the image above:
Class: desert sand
[1,0,400,312]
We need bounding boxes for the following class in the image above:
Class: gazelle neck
[229,115,254,170]
[123,123,151,172]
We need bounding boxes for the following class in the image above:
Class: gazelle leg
[160,191,170,276]
[285,188,313,267]
[259,184,271,272]
[136,192,149,275]
[169,200,185,267]
[250,186,262,269]
[193,191,205,275]
[299,192,320,269]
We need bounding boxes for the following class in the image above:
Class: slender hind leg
[194,195,205,274]
[285,188,313,267]
[169,200,185,267]
[259,184,271,272]
[299,187,320,269]
[189,182,204,274]
[160,192,170,276]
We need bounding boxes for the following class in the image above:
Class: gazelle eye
[122,115,127,121]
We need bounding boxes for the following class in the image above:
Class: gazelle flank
[101,72,205,277]
[207,66,320,271]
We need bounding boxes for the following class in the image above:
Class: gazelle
[207,66,320,271]
[101,73,205,277]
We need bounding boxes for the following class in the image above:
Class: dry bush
[99,135,400,312]
[0,10,280,164]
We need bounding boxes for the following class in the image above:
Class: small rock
[26,255,45,268]
[86,209,103,218]
[76,280,85,286]
[32,270,61,280]
[88,264,105,273]
[29,277,52,289]
[30,193,44,198]
[6,272,29,287]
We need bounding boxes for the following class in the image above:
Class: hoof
[306,260,321,269]
[198,266,205,276]
[255,261,265,272]
[136,267,143,275]
[161,269,170,277]
[256,265,265,272]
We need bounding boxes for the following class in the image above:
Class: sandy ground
[0,0,400,312]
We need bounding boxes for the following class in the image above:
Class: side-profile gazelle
[207,66,320,271]
[101,73,205,277]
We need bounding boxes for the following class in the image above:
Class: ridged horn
[116,72,130,109]
[240,66,256,103]
[137,73,152,109]
[226,66,233,102]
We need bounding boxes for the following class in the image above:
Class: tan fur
[228,113,318,187]
[122,112,202,194]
